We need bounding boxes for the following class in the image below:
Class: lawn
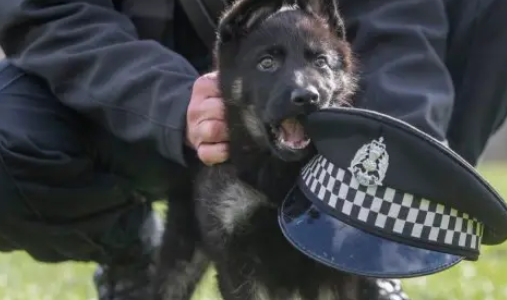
[1,163,507,300]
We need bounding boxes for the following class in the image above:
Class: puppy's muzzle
[290,86,320,106]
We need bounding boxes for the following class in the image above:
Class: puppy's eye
[257,56,276,71]
[314,56,329,68]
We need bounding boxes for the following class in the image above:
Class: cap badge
[348,137,389,187]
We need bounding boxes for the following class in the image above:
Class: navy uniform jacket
[0,0,454,167]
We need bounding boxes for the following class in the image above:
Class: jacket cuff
[161,83,196,167]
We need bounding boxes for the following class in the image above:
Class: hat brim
[278,185,464,278]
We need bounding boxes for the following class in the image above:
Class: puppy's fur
[154,0,364,299]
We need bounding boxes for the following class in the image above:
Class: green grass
[1,163,507,300]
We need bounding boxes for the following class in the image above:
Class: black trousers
[0,61,189,264]
[1,0,507,265]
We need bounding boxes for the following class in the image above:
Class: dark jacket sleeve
[0,0,199,166]
[341,0,453,142]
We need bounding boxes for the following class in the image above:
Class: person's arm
[341,0,453,142]
[0,0,198,166]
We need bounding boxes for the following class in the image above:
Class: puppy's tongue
[280,118,306,143]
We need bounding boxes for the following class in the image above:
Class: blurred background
[0,48,507,300]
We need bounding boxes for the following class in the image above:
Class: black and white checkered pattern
[300,155,484,253]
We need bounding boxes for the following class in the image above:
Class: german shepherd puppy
[154,0,362,299]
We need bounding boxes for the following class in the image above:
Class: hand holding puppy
[186,72,229,165]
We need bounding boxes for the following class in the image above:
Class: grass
[1,163,507,300]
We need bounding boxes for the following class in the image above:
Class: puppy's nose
[290,87,319,106]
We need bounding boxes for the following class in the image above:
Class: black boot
[93,210,163,300]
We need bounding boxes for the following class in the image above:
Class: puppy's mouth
[270,118,311,151]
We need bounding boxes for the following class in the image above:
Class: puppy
[154,0,362,299]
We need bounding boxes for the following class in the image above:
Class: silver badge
[348,137,389,187]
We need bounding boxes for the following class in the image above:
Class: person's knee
[0,63,158,263]
[0,62,131,219]
[0,149,153,263]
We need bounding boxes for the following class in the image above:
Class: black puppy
[154,0,360,299]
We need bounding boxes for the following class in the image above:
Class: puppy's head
[216,0,356,162]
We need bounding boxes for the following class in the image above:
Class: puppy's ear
[296,0,346,39]
[217,0,287,43]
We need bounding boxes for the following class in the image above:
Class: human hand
[186,71,229,165]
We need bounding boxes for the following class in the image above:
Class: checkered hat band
[300,155,483,253]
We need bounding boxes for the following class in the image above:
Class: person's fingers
[196,119,229,145]
[202,71,218,79]
[186,71,228,161]
[187,97,225,133]
[195,97,226,123]
[197,142,228,165]
[187,96,227,148]
[192,73,221,97]
[188,97,228,145]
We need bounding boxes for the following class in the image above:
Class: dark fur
[154,0,363,299]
